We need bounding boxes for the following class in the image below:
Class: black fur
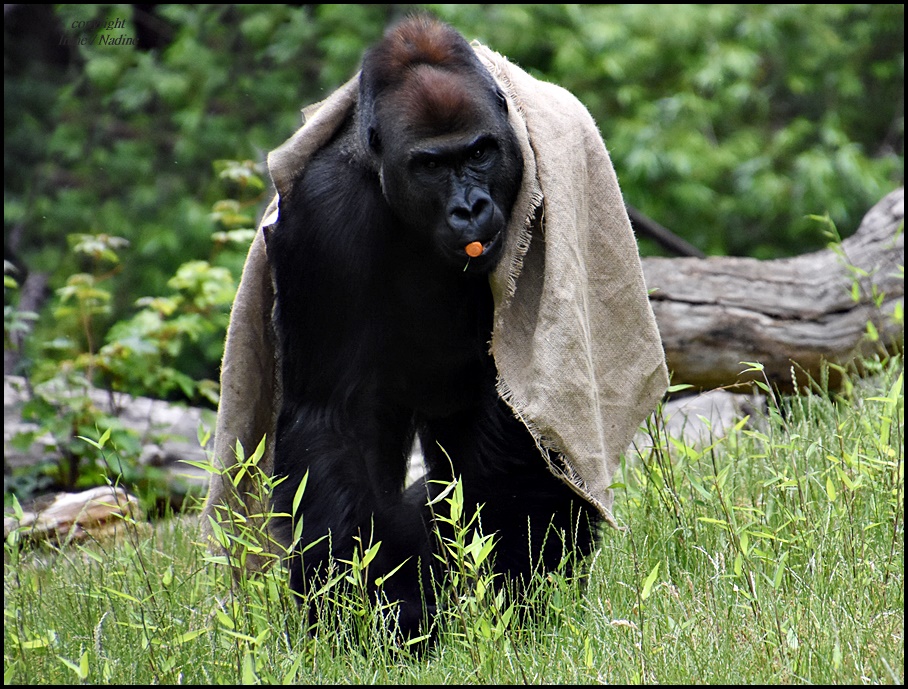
[264,16,601,643]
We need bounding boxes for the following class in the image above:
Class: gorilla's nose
[447,189,493,234]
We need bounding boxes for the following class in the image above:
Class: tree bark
[642,188,904,390]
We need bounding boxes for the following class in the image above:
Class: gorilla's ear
[357,65,379,159]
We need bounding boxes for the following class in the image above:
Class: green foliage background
[4,3,905,391]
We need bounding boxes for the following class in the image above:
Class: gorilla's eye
[469,139,495,162]
[414,154,440,170]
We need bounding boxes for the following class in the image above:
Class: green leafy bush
[4,160,263,506]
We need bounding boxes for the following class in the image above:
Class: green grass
[4,357,903,684]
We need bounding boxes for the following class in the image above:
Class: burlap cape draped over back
[200,44,668,552]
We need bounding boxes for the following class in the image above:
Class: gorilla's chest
[372,265,494,417]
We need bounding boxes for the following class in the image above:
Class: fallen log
[642,188,904,390]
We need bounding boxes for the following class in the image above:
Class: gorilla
[265,15,601,641]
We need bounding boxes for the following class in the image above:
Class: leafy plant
[5,159,264,507]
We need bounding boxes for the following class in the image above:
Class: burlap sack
[200,43,668,562]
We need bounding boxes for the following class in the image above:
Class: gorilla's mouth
[459,230,503,271]
[464,230,502,255]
